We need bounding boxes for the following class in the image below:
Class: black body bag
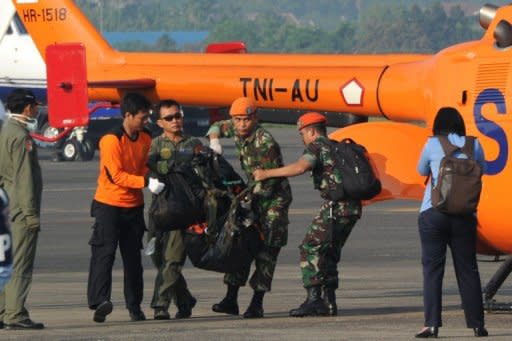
[183,189,261,273]
[148,165,205,232]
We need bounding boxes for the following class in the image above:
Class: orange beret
[229,97,257,117]
[297,112,327,130]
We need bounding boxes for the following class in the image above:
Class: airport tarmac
[3,125,511,340]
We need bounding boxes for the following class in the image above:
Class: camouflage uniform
[300,135,361,288]
[0,119,42,324]
[147,134,201,312]
[207,120,291,291]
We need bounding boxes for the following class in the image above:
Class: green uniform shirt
[0,119,42,227]
[207,120,292,247]
[148,133,202,175]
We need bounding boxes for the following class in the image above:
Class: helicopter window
[494,20,512,49]
[13,13,28,35]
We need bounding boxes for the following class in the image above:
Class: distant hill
[76,0,512,31]
[75,0,508,53]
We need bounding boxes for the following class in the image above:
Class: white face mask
[7,113,38,132]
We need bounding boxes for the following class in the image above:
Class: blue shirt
[417,133,486,212]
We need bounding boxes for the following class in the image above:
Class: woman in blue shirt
[415,108,488,338]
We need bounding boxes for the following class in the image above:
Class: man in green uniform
[254,112,361,317]
[0,89,44,329]
[147,100,198,320]
[207,97,292,319]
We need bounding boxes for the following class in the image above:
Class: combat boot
[176,295,197,319]
[323,286,337,316]
[289,286,329,317]
[243,291,265,318]
[212,284,239,315]
[212,297,239,315]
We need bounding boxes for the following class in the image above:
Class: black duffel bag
[148,165,206,232]
[195,146,245,195]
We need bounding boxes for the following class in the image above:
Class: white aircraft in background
[0,3,115,161]
[0,2,46,109]
[0,12,93,160]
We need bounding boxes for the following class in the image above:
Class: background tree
[75,0,502,53]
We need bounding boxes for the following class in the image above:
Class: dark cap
[6,89,41,113]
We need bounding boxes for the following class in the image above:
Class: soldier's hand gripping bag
[149,166,206,232]
[184,189,260,273]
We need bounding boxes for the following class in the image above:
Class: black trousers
[418,208,484,328]
[87,200,146,312]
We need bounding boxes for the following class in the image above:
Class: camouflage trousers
[300,201,359,288]
[224,245,281,292]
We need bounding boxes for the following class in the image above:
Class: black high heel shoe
[473,327,488,337]
[415,326,439,338]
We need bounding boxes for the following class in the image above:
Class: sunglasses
[161,113,183,122]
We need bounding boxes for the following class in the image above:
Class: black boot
[212,284,239,315]
[289,286,328,317]
[243,291,264,318]
[323,287,337,316]
[176,295,197,319]
[473,327,488,337]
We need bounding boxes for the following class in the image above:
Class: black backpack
[431,136,483,214]
[326,138,381,201]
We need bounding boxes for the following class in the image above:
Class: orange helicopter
[10,0,512,310]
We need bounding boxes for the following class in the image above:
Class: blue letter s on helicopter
[474,88,508,175]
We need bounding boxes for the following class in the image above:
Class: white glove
[209,138,223,155]
[148,178,165,195]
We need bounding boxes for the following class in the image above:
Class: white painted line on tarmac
[289,207,418,215]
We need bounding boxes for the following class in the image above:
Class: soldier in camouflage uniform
[0,89,45,329]
[147,100,199,320]
[207,97,292,319]
[254,112,361,317]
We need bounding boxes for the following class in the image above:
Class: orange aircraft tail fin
[46,43,89,128]
[12,0,117,70]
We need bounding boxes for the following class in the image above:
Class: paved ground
[2,125,512,340]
